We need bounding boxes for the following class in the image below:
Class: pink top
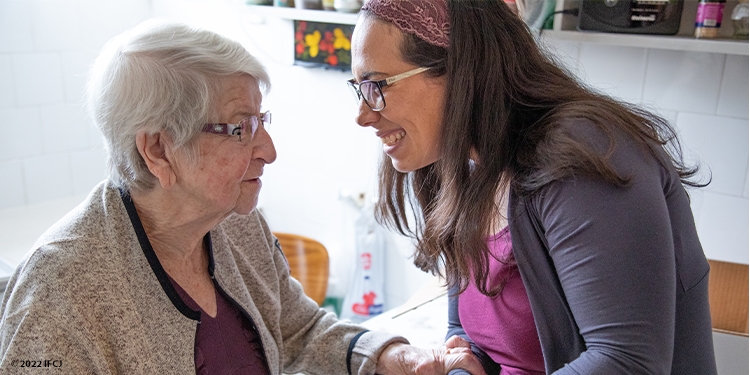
[458,227,545,375]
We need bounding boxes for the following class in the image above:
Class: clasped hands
[376,336,487,375]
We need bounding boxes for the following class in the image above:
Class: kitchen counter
[361,275,448,349]
[0,194,88,296]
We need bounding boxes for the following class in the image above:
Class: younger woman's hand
[444,335,472,351]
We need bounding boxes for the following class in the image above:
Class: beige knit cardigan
[0,181,405,374]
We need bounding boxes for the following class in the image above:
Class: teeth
[381,131,405,146]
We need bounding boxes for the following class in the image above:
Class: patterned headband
[361,0,450,48]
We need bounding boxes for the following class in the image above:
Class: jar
[333,0,361,13]
[695,0,726,38]
[275,0,294,7]
[732,0,749,39]
[296,0,322,10]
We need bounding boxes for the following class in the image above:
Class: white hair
[86,19,270,191]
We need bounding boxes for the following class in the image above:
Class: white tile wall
[258,65,388,302]
[542,39,583,79]
[652,108,679,126]
[0,161,25,209]
[695,192,750,264]
[0,55,14,107]
[0,1,34,53]
[69,146,106,195]
[23,154,73,204]
[87,120,103,148]
[61,49,98,103]
[717,55,750,119]
[383,232,433,308]
[41,103,91,154]
[578,44,647,105]
[76,0,152,49]
[0,193,89,266]
[0,107,44,160]
[643,50,726,114]
[30,0,83,51]
[12,53,65,106]
[0,0,137,213]
[689,188,706,229]
[676,113,749,196]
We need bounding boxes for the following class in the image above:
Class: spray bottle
[339,193,385,323]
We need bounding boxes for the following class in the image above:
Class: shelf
[241,4,748,56]
[243,4,359,25]
[549,0,748,56]
[541,30,749,56]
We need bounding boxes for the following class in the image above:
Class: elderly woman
[0,20,484,375]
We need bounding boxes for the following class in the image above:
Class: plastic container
[695,0,727,38]
[517,0,557,29]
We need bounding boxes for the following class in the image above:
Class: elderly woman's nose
[355,100,379,128]
[252,128,277,164]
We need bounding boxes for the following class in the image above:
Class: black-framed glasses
[202,111,271,143]
[347,67,431,111]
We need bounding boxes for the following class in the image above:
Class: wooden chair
[274,232,329,306]
[707,259,749,336]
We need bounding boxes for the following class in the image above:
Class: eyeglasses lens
[348,81,361,102]
[248,117,262,141]
[261,111,272,127]
[243,112,272,142]
[361,82,384,111]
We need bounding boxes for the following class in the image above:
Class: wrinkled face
[350,16,447,173]
[173,74,276,217]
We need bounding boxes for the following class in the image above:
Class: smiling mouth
[381,130,406,146]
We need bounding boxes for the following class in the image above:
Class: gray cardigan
[449,120,717,374]
[0,181,406,374]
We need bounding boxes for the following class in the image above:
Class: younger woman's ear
[135,131,177,189]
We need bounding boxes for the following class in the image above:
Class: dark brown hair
[368,0,703,297]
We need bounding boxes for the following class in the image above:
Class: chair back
[274,232,329,306]
[707,259,749,336]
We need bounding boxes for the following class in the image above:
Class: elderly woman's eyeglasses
[202,111,272,143]
[346,67,431,111]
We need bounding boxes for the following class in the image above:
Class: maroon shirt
[168,276,271,375]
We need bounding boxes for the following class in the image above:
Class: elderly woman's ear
[136,130,177,190]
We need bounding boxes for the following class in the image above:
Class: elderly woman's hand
[376,340,487,375]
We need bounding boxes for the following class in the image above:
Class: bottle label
[696,3,725,28]
[351,291,383,316]
[361,253,371,270]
